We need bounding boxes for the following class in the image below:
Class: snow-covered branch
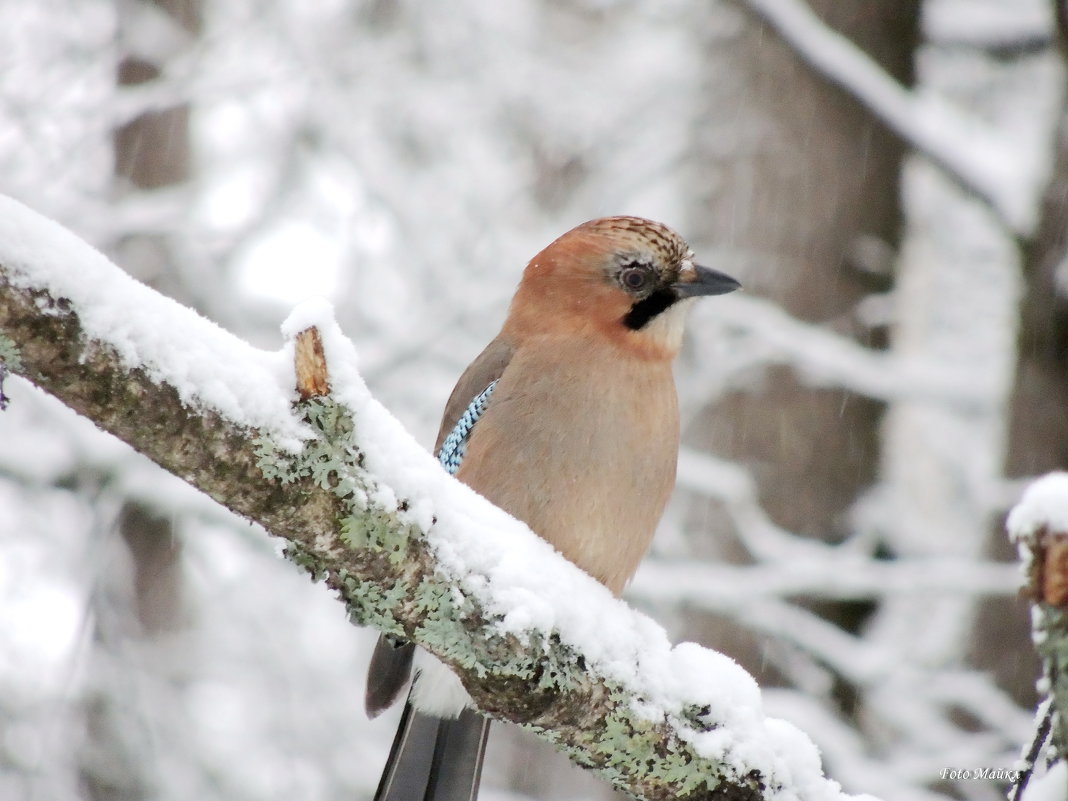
[0,195,861,801]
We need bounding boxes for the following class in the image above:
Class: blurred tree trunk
[80,501,188,801]
[112,0,201,295]
[1009,139,1068,480]
[1007,5,1068,500]
[682,1,919,681]
[80,1,201,798]
[689,2,917,541]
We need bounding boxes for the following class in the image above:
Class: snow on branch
[740,0,1044,235]
[694,295,1003,409]
[0,195,865,801]
[632,555,1018,605]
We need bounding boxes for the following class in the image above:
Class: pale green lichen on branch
[252,395,506,667]
[335,567,409,636]
[253,396,415,561]
[252,395,423,630]
[538,691,691,799]
[0,333,23,373]
[530,636,585,692]
[598,690,710,796]
[548,684,767,800]
[0,334,22,410]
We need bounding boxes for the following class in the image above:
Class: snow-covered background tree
[1,0,1064,799]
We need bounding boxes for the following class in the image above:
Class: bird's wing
[365,335,516,719]
[366,635,417,718]
[434,336,516,455]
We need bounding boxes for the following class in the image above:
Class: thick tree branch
[0,195,857,801]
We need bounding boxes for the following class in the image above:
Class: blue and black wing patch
[437,380,498,475]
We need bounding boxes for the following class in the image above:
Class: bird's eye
[620,267,649,292]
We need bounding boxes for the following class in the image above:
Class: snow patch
[1007,472,1068,540]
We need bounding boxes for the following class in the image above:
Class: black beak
[672,264,741,298]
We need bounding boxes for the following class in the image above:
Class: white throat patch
[640,296,694,352]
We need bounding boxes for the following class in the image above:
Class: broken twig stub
[295,326,330,400]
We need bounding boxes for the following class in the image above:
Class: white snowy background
[1,1,1066,800]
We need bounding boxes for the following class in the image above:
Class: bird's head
[505,216,740,360]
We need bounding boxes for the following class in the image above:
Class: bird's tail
[373,702,491,801]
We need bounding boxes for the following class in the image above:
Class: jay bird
[366,216,740,801]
